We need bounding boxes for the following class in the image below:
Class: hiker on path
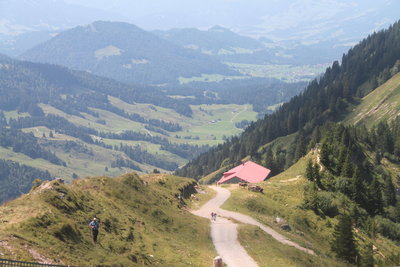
[89,217,100,243]
[211,212,217,221]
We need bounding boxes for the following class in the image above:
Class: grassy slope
[221,152,400,266]
[0,173,215,266]
[0,97,257,179]
[40,98,256,143]
[344,72,400,128]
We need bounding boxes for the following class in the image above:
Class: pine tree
[382,173,397,207]
[305,159,315,182]
[320,142,330,168]
[341,152,354,178]
[331,214,358,264]
[367,178,384,215]
[351,167,365,207]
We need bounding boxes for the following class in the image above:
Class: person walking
[89,217,100,243]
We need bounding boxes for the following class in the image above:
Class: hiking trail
[191,186,314,267]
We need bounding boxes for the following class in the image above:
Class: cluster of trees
[0,159,52,203]
[302,122,400,265]
[177,20,400,180]
[42,140,94,156]
[0,127,65,166]
[118,144,178,171]
[111,156,141,171]
[10,115,96,144]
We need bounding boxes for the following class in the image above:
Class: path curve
[192,187,258,267]
[191,186,314,266]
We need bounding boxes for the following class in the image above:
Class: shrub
[317,191,339,218]
[245,198,268,214]
[54,223,82,243]
[375,216,400,241]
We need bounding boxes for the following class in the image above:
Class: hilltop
[0,173,214,266]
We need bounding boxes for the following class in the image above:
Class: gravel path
[191,186,314,266]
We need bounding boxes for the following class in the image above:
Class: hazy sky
[1,0,399,41]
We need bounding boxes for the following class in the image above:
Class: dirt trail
[191,186,314,266]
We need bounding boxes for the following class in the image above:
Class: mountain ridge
[19,21,238,85]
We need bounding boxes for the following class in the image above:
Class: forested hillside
[177,20,400,179]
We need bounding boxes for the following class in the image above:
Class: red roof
[217,161,271,184]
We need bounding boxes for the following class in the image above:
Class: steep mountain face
[19,21,238,85]
[0,173,214,266]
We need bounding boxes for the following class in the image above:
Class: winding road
[191,186,314,267]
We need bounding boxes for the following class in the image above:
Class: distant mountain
[153,26,349,65]
[153,26,265,55]
[19,21,238,85]
[0,30,57,57]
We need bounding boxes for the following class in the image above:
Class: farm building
[217,161,271,184]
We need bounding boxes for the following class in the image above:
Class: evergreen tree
[382,173,397,207]
[320,142,330,168]
[305,159,315,182]
[351,167,365,207]
[341,152,354,178]
[331,214,358,264]
[367,178,384,215]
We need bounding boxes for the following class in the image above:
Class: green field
[226,63,331,82]
[178,73,245,84]
[40,100,257,145]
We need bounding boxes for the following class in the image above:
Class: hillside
[223,152,400,266]
[344,72,400,128]
[176,20,400,266]
[18,21,238,85]
[0,173,215,266]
